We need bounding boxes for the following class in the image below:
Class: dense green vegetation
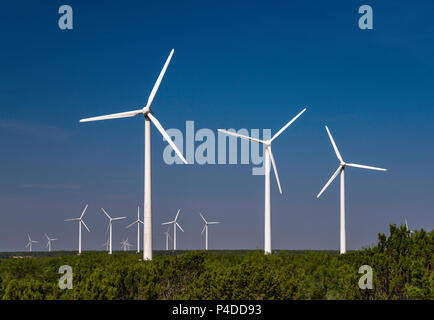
[0,224,432,300]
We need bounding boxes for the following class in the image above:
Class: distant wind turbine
[64,204,90,254]
[218,108,307,254]
[199,213,220,250]
[120,238,132,251]
[126,206,144,253]
[405,218,415,235]
[101,208,126,255]
[164,228,172,251]
[44,234,58,252]
[26,234,38,252]
[162,209,184,250]
[102,237,110,252]
[316,126,387,254]
[79,49,188,261]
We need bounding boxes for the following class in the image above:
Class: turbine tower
[162,209,184,250]
[79,49,188,260]
[199,213,220,250]
[164,228,172,251]
[64,204,91,254]
[101,208,126,255]
[218,108,306,254]
[316,126,387,254]
[44,234,58,252]
[120,238,132,251]
[126,205,144,253]
[26,234,38,252]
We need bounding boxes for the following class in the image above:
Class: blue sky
[0,0,433,252]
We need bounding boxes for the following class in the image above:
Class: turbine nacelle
[142,106,151,115]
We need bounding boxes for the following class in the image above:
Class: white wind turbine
[26,234,38,252]
[44,234,58,252]
[405,218,415,235]
[163,228,172,251]
[120,238,132,251]
[162,209,184,250]
[64,204,91,254]
[102,237,110,252]
[126,206,144,253]
[218,108,307,254]
[101,208,126,255]
[79,49,188,261]
[199,213,220,250]
[316,126,387,254]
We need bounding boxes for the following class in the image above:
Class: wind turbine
[25,234,38,252]
[218,108,306,254]
[163,228,172,251]
[316,126,387,254]
[79,49,188,261]
[101,208,126,255]
[199,213,220,250]
[44,234,58,252]
[102,237,110,252]
[162,209,184,250]
[126,206,144,253]
[64,204,91,254]
[120,238,132,251]
[405,218,415,235]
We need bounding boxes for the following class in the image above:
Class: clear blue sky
[0,0,433,251]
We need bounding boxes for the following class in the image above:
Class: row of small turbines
[76,48,389,259]
[25,206,220,253]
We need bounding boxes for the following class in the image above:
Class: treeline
[0,224,432,299]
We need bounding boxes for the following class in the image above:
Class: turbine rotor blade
[345,163,387,171]
[201,225,206,234]
[174,209,181,222]
[64,218,80,221]
[44,233,49,240]
[317,165,343,198]
[208,222,220,225]
[267,147,282,194]
[112,217,127,221]
[81,220,91,232]
[80,204,89,219]
[145,49,174,110]
[270,108,307,143]
[106,221,110,233]
[217,129,265,144]
[325,126,343,162]
[80,110,143,123]
[199,212,207,223]
[176,222,184,232]
[162,221,174,225]
[101,208,112,220]
[126,221,137,229]
[147,113,188,164]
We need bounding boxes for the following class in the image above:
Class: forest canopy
[0,224,432,300]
